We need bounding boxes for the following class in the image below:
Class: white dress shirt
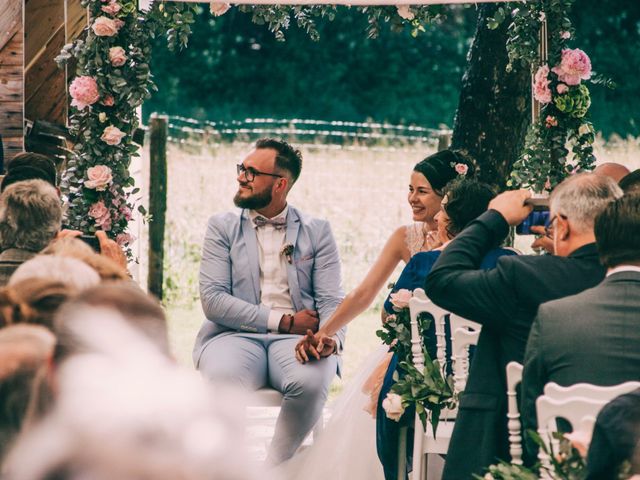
[606,265,640,277]
[249,207,295,332]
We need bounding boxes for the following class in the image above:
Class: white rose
[100,125,126,145]
[92,16,120,37]
[98,112,107,123]
[209,2,230,16]
[84,165,113,191]
[396,5,415,21]
[108,46,127,67]
[382,393,405,422]
[578,123,593,137]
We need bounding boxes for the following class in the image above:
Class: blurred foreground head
[0,325,55,460]
[10,255,100,292]
[4,311,264,480]
[595,194,640,269]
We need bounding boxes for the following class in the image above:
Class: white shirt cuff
[268,310,282,332]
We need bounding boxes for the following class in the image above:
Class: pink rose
[89,200,112,231]
[533,64,552,104]
[119,205,132,221]
[108,46,127,67]
[116,232,136,246]
[100,125,126,145]
[69,76,100,110]
[454,163,468,176]
[209,2,230,16]
[101,95,115,107]
[389,288,412,310]
[545,115,558,128]
[556,83,569,94]
[91,16,120,37]
[101,1,121,15]
[560,31,571,40]
[396,5,415,21]
[84,165,113,191]
[551,48,592,86]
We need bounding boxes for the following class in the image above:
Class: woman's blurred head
[435,178,496,243]
[411,150,476,227]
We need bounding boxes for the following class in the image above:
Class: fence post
[437,131,452,151]
[148,113,168,300]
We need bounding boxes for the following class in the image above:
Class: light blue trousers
[198,333,338,463]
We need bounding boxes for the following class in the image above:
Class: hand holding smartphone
[516,197,550,235]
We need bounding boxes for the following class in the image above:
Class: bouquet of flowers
[376,288,456,435]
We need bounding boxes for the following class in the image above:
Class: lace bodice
[404,222,430,258]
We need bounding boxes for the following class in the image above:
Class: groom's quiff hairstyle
[255,138,302,185]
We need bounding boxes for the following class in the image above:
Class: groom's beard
[233,187,272,210]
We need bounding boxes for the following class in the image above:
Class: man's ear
[557,217,570,241]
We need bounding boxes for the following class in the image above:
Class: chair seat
[423,420,454,454]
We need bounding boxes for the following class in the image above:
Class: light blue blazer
[193,206,345,367]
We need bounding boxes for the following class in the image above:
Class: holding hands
[295,330,337,364]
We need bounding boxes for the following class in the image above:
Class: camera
[79,234,101,252]
[516,198,550,235]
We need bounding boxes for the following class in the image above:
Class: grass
[148,135,640,395]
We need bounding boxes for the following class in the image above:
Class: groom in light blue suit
[193,138,345,464]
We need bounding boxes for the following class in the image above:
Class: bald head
[593,162,630,183]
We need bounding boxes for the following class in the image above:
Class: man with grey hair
[0,180,62,286]
[424,173,623,479]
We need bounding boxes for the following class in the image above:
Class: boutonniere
[280,243,294,264]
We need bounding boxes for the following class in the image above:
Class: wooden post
[148,113,168,300]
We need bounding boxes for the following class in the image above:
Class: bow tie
[253,215,287,230]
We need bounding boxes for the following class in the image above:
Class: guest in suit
[586,388,640,480]
[193,138,344,464]
[0,180,62,286]
[424,173,623,479]
[521,194,640,450]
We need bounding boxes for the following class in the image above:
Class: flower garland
[492,1,599,192]
[56,0,196,255]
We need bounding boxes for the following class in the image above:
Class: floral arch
[55,0,597,252]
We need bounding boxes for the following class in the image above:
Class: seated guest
[10,255,100,291]
[424,173,623,479]
[376,178,518,480]
[521,194,640,439]
[593,162,630,183]
[586,388,640,480]
[0,278,74,330]
[619,169,640,195]
[0,324,56,460]
[0,180,62,285]
[1,152,57,193]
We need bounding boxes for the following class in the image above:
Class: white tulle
[275,346,389,480]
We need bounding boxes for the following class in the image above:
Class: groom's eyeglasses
[237,163,283,183]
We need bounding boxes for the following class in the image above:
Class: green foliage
[144,6,476,129]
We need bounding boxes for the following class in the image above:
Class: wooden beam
[0,0,21,52]
[25,0,64,66]
[66,0,87,43]
[148,114,168,300]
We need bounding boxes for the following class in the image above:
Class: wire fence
[161,115,452,151]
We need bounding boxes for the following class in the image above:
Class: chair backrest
[409,289,449,376]
[505,361,524,465]
[544,381,640,402]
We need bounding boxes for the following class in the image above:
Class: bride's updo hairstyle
[413,149,477,195]
[441,178,495,239]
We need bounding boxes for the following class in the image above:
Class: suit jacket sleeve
[424,210,519,330]
[199,216,270,333]
[521,310,547,445]
[313,221,345,346]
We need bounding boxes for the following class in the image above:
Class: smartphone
[79,234,101,252]
[516,198,550,235]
